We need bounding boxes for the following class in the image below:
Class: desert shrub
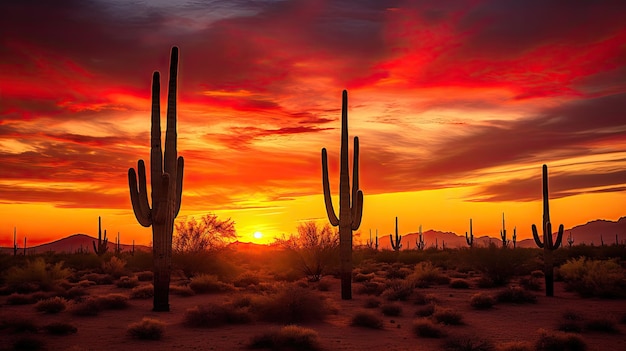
[13,336,45,351]
[254,285,332,324]
[351,311,384,329]
[584,318,618,333]
[535,329,587,351]
[412,319,445,338]
[136,271,154,281]
[531,270,545,278]
[64,286,88,300]
[97,293,129,310]
[496,287,537,304]
[354,272,376,282]
[130,285,154,299]
[519,276,542,291]
[34,296,67,314]
[433,308,464,325]
[116,276,139,289]
[415,304,436,317]
[77,279,96,287]
[0,317,38,333]
[82,273,113,285]
[233,272,261,288]
[316,278,333,291]
[43,322,78,335]
[6,293,37,305]
[4,258,71,292]
[467,245,536,286]
[558,311,584,333]
[407,262,448,286]
[381,279,415,301]
[189,274,233,294]
[363,297,381,308]
[249,325,321,351]
[127,318,165,340]
[184,303,252,327]
[450,279,471,289]
[443,335,495,351]
[413,291,429,305]
[495,341,532,351]
[170,285,195,296]
[71,298,102,316]
[477,276,496,289]
[558,257,626,298]
[356,281,386,296]
[102,256,128,279]
[381,303,402,316]
[470,293,495,310]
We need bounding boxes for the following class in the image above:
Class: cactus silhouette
[128,47,184,311]
[465,219,473,247]
[531,164,564,297]
[115,232,123,255]
[416,225,425,250]
[500,213,508,248]
[389,217,402,251]
[512,226,517,248]
[567,232,574,247]
[321,90,363,300]
[13,227,17,256]
[92,216,108,256]
[366,229,378,250]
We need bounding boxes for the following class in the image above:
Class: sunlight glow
[253,231,263,239]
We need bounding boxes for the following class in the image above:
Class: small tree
[274,222,339,281]
[173,213,237,253]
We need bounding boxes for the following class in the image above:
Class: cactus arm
[321,148,339,226]
[350,136,361,222]
[92,241,98,255]
[389,234,394,249]
[174,156,184,217]
[351,190,363,230]
[164,47,179,180]
[128,161,152,227]
[150,72,163,202]
[532,224,544,248]
[550,224,564,250]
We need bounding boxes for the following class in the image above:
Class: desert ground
[0,247,625,351]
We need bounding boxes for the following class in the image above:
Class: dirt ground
[0,278,624,351]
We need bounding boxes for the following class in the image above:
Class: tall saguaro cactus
[128,47,184,312]
[416,225,425,250]
[500,213,508,248]
[532,164,564,297]
[93,216,108,256]
[321,90,363,300]
[465,219,473,247]
[390,217,402,251]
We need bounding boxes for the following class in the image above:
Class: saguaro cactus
[322,90,363,300]
[13,227,17,256]
[532,164,564,297]
[500,213,508,248]
[92,216,108,256]
[128,46,184,311]
[512,227,517,248]
[567,232,574,247]
[465,219,473,248]
[416,225,425,250]
[389,217,402,251]
[366,229,378,250]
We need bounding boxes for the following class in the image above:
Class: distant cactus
[13,227,17,256]
[389,217,402,251]
[512,227,517,248]
[366,229,378,250]
[115,232,123,255]
[465,219,473,248]
[93,216,109,256]
[128,47,185,311]
[416,225,425,250]
[500,213,508,248]
[531,164,564,297]
[441,240,445,250]
[567,232,574,247]
[321,90,363,300]
[23,237,26,256]
[600,235,604,247]
[131,240,136,256]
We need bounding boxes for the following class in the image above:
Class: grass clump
[102,256,128,279]
[43,322,78,335]
[71,298,102,316]
[249,325,321,351]
[412,319,445,338]
[4,258,71,293]
[184,303,252,328]
[363,297,381,308]
[127,318,166,340]
[449,279,471,289]
[433,308,464,325]
[470,293,495,310]
[254,284,331,324]
[535,329,587,351]
[381,303,402,316]
[82,273,113,285]
[34,296,67,314]
[170,285,195,296]
[116,276,139,289]
[381,279,415,301]
[97,293,129,310]
[558,257,626,298]
[189,274,233,294]
[443,335,495,351]
[496,287,537,304]
[130,284,154,299]
[415,304,436,317]
[351,311,384,329]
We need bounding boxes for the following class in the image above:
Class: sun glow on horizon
[253,231,263,239]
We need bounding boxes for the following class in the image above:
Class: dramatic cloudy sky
[1,0,625,245]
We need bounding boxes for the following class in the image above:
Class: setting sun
[253,231,263,239]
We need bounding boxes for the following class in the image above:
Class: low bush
[254,284,331,324]
[433,308,464,325]
[363,297,381,308]
[496,287,537,304]
[381,303,402,316]
[64,286,88,300]
[130,285,154,299]
[233,272,261,288]
[189,274,233,294]
[443,335,495,351]
[170,285,195,296]
[558,311,584,333]
[184,303,252,328]
[116,276,139,289]
[449,279,471,289]
[412,319,445,338]
[97,294,129,310]
[71,298,102,316]
[351,311,384,329]
[102,257,128,279]
[127,318,165,340]
[535,329,587,351]
[470,293,495,310]
[3,258,71,293]
[6,293,37,305]
[43,322,78,335]
[354,272,375,282]
[558,257,626,298]
[249,325,321,351]
[82,273,113,285]
[34,296,67,314]
[584,318,618,333]
[496,341,533,351]
[415,304,436,317]
[519,276,542,291]
[136,271,154,282]
[381,279,415,301]
[356,281,386,296]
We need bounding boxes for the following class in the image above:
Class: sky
[1,0,625,247]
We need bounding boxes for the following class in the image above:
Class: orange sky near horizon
[1,0,625,247]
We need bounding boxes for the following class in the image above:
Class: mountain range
[1,217,624,254]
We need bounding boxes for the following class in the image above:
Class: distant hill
[0,233,151,255]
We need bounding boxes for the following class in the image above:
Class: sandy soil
[0,279,624,351]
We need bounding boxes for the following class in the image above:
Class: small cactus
[389,217,402,251]
[93,216,109,256]
[115,232,123,255]
[13,227,17,256]
[567,232,574,247]
[366,229,379,250]
[465,219,473,248]
[416,225,425,250]
[500,213,508,248]
[512,226,517,248]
